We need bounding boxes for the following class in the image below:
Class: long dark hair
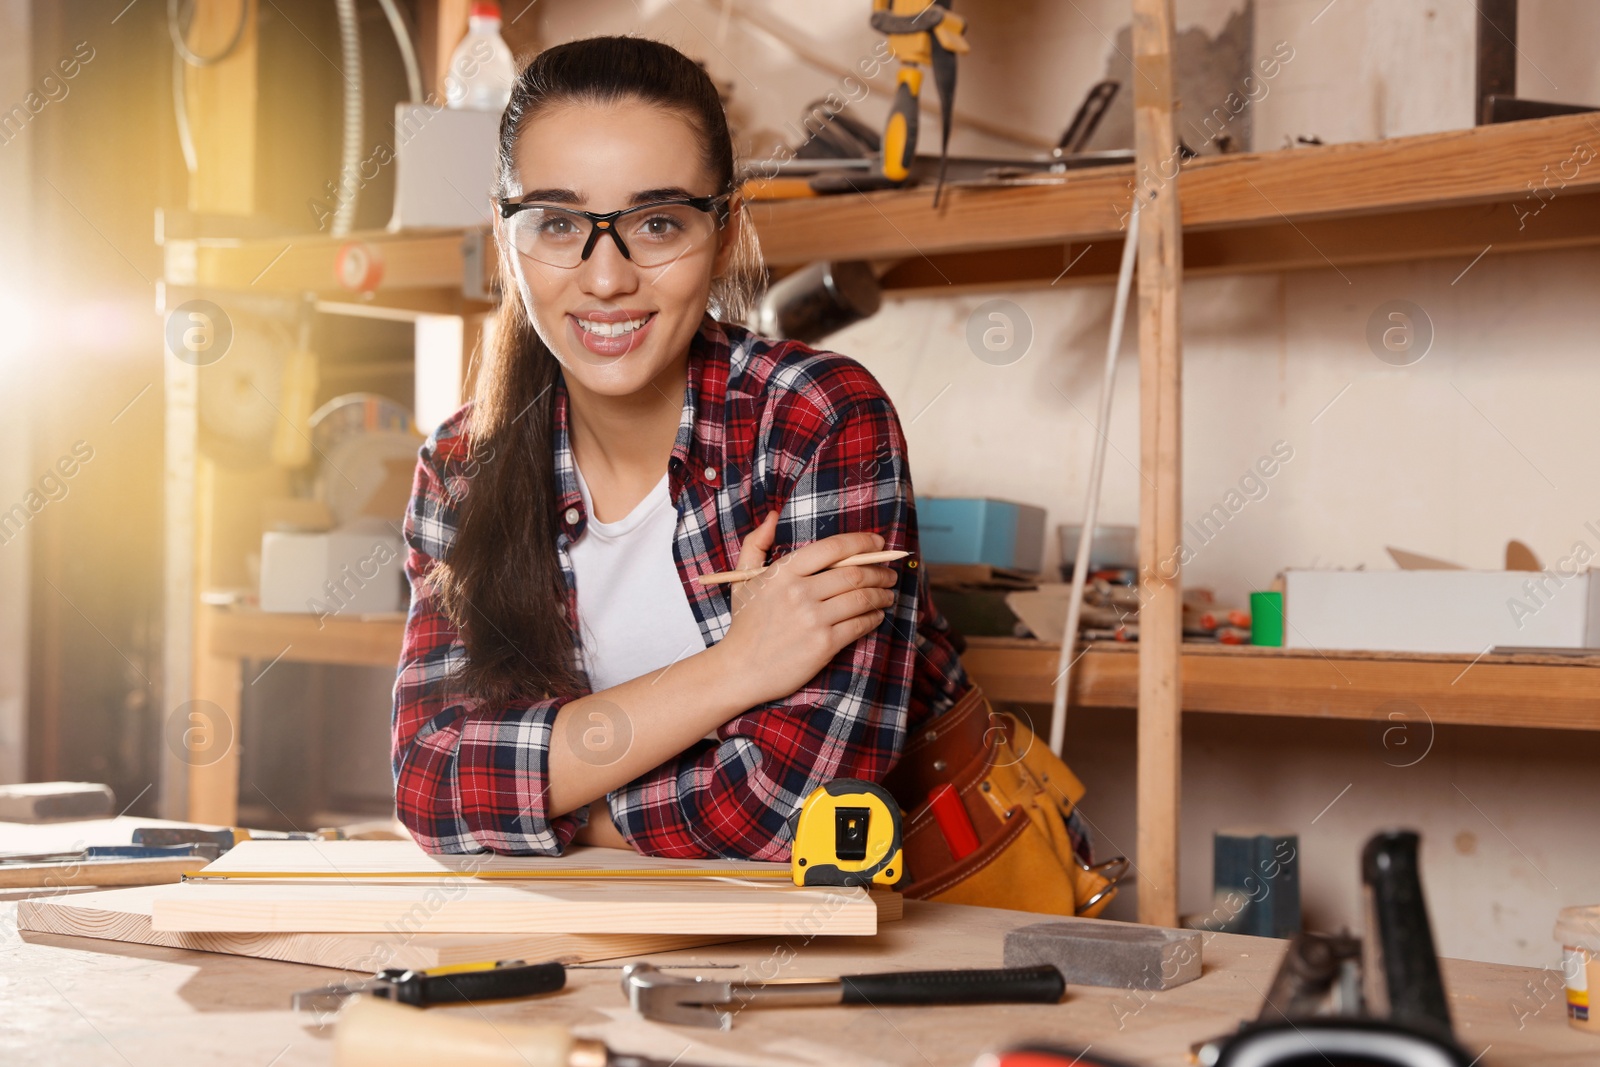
[429,36,764,703]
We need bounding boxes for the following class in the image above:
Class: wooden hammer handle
[334,995,588,1067]
[0,857,197,890]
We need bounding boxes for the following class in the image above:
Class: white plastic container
[446,1,516,112]
[259,522,405,616]
[1555,906,1600,1033]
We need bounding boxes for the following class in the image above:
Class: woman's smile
[568,309,658,358]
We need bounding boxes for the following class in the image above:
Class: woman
[392,34,971,859]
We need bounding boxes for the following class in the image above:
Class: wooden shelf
[960,637,1600,732]
[199,610,1600,730]
[161,227,496,318]
[203,606,404,668]
[161,115,1600,302]
[751,112,1600,289]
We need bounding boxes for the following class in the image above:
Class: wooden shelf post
[161,2,260,820]
[1132,0,1184,927]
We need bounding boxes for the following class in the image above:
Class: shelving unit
[159,0,1600,920]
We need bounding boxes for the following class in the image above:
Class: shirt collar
[554,312,733,539]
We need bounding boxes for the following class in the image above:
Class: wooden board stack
[17,840,899,972]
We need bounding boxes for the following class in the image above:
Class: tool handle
[334,995,582,1067]
[1362,830,1454,1039]
[840,965,1064,1006]
[927,783,980,861]
[0,856,197,890]
[396,961,566,1007]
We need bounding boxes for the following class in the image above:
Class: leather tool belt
[884,684,1128,916]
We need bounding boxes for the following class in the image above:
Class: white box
[260,525,406,616]
[389,104,501,230]
[1285,569,1600,654]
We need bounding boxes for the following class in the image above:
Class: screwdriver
[294,958,566,1014]
[332,994,721,1067]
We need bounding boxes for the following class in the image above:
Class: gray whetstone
[1003,919,1203,990]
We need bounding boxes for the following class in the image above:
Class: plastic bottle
[445,1,516,111]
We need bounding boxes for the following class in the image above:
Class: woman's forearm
[545,643,755,817]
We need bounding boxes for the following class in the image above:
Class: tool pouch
[884,684,1126,917]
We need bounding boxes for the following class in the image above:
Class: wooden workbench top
[5,893,1595,1066]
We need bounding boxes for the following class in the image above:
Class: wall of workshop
[543,0,1599,968]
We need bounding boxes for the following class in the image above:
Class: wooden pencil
[696,550,910,585]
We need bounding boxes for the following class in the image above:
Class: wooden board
[145,841,885,936]
[16,840,901,969]
[752,113,1600,266]
[1132,0,1185,929]
[16,885,749,972]
[960,637,1600,731]
[202,604,404,667]
[149,881,880,935]
[195,839,794,878]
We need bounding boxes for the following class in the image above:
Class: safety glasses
[498,193,732,269]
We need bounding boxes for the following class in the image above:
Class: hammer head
[621,962,736,1030]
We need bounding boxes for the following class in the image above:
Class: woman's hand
[714,512,898,708]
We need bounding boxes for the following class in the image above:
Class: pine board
[135,841,888,937]
[17,885,737,971]
[149,880,880,934]
[196,838,797,878]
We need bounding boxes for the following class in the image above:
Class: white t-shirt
[568,463,708,693]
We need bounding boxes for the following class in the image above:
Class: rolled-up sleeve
[391,427,588,854]
[604,392,918,860]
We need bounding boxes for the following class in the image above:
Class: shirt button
[704,466,718,482]
[564,507,580,525]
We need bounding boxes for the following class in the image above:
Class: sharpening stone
[0,781,115,822]
[1003,918,1203,991]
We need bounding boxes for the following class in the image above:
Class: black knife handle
[840,965,1064,1006]
[393,961,567,1006]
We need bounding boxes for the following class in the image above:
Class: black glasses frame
[497,193,733,264]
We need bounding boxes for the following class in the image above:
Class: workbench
[5,886,1595,1065]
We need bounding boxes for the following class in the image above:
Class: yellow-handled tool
[295,958,566,1015]
[871,0,969,205]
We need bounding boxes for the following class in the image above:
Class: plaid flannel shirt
[393,313,971,859]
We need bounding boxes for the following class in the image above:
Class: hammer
[621,961,1065,1029]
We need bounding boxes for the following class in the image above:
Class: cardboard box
[918,497,1046,572]
[1284,568,1600,654]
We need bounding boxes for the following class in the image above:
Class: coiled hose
[331,0,363,237]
